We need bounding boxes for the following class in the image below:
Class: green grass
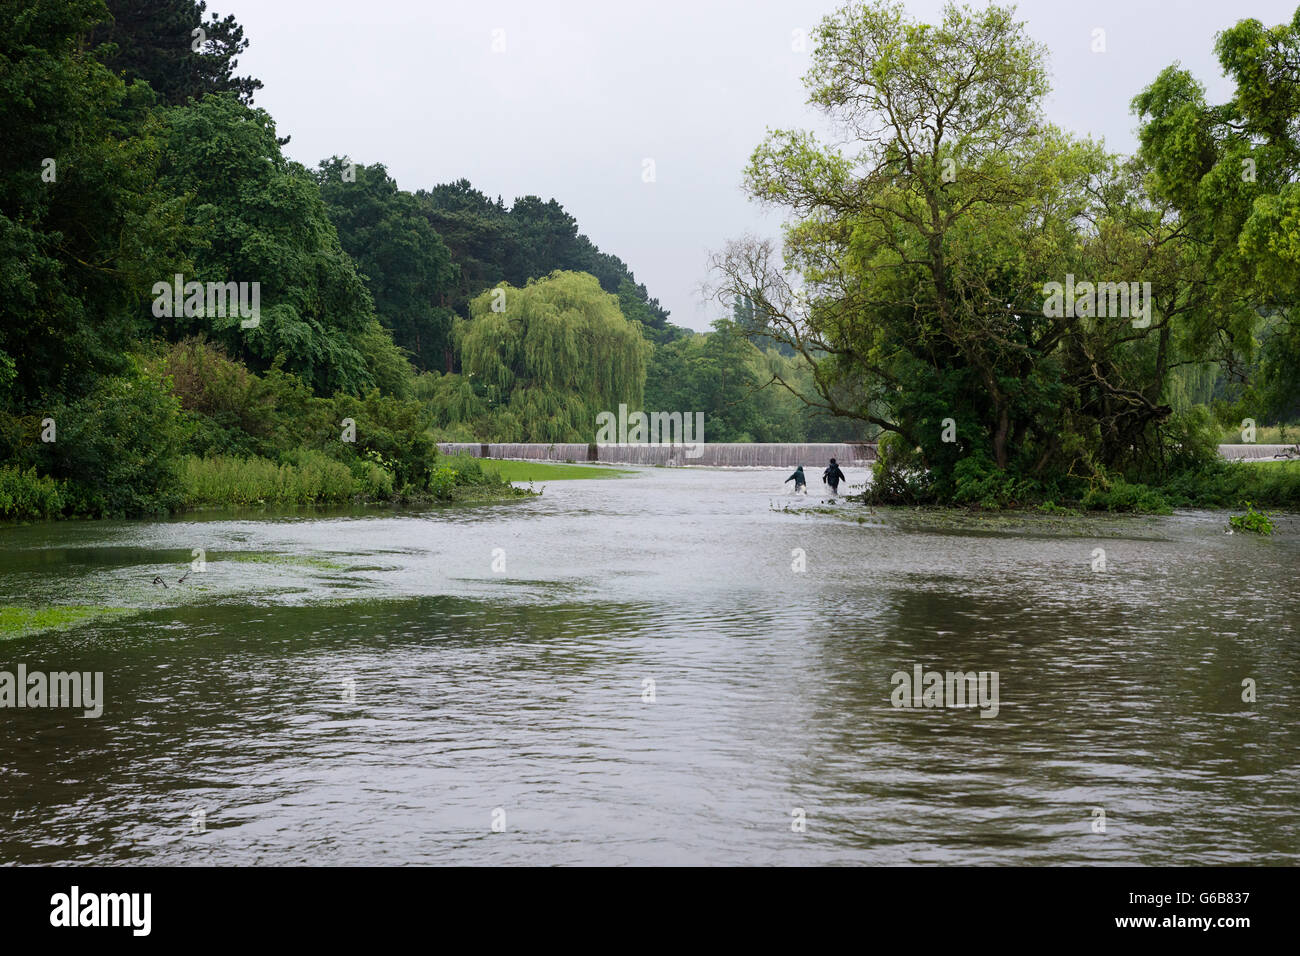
[0,605,132,639]
[477,459,635,482]
[1219,423,1299,445]
[179,452,355,506]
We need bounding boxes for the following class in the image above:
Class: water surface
[1,468,1296,864]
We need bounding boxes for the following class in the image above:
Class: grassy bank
[179,452,355,506]
[1158,459,1300,510]
[1218,424,1299,445]
[0,341,538,523]
[1,449,531,522]
[178,451,533,510]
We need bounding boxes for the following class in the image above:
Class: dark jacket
[823,463,845,485]
[785,467,806,485]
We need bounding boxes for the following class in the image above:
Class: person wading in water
[823,458,846,496]
[784,465,808,494]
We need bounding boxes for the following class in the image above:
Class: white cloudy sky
[224,0,1298,330]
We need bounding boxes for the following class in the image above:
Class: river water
[1,467,1296,865]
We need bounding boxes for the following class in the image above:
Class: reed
[178,452,355,506]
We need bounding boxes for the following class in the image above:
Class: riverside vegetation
[2,0,1298,522]
[0,0,854,521]
[711,2,1300,515]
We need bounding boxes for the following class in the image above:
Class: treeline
[0,0,850,520]
[1,0,493,518]
[314,160,858,443]
[314,158,680,375]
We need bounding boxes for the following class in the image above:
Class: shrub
[442,453,491,486]
[161,338,268,456]
[1080,476,1172,514]
[428,465,458,500]
[37,363,189,517]
[328,390,439,491]
[867,432,932,504]
[354,459,395,498]
[0,465,65,520]
[160,340,333,459]
[1161,460,1300,509]
[1229,502,1275,534]
[950,455,1044,509]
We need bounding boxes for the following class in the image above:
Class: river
[1,466,1296,864]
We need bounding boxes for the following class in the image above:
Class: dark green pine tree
[90,0,262,105]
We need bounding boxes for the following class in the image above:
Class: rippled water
[1,467,1297,864]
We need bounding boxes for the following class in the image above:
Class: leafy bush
[428,454,526,501]
[1162,460,1300,509]
[428,465,458,500]
[161,340,333,459]
[867,432,932,504]
[0,465,66,520]
[1229,502,1275,534]
[1080,476,1172,514]
[36,363,189,517]
[328,390,439,491]
[950,455,1045,509]
[442,454,491,486]
[353,458,395,498]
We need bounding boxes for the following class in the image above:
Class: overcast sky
[224,0,1298,331]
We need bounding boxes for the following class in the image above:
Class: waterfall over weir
[438,442,1289,467]
[1218,443,1300,461]
[437,442,878,468]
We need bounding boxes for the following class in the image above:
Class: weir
[1218,443,1300,461]
[438,442,1296,467]
[437,442,878,467]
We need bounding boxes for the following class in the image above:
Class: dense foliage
[0,0,845,521]
[5,0,1293,520]
[89,0,263,105]
[712,0,1300,510]
[434,271,650,442]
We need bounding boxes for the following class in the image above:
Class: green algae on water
[220,552,349,571]
[0,606,132,639]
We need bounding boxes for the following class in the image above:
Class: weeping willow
[457,271,650,441]
[1165,362,1224,412]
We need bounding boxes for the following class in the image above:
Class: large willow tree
[457,271,650,441]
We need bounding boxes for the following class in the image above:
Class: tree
[154,94,408,396]
[0,0,190,407]
[416,179,677,342]
[510,195,583,281]
[710,1,1195,500]
[91,0,262,105]
[317,158,458,373]
[418,180,526,312]
[645,321,817,442]
[1134,7,1300,424]
[454,271,650,441]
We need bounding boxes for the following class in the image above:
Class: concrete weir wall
[437,442,594,461]
[1218,444,1300,461]
[439,442,1297,467]
[437,442,878,467]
